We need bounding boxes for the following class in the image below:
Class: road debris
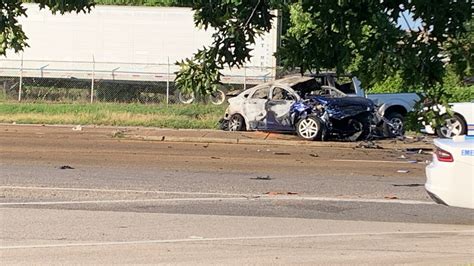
[406,148,432,154]
[72,125,82,131]
[210,156,220,159]
[356,141,383,149]
[309,153,319,157]
[273,152,291,156]
[384,195,399,200]
[392,184,423,187]
[265,191,298,195]
[59,165,74,170]
[203,143,209,148]
[250,175,272,181]
[111,130,125,138]
[397,170,410,173]
[407,160,418,164]
[398,155,407,159]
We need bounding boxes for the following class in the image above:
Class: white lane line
[0,186,246,197]
[0,197,250,206]
[1,230,472,250]
[332,159,419,164]
[269,196,435,205]
[0,196,434,206]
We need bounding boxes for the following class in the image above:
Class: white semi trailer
[0,4,281,85]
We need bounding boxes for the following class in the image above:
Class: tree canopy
[175,0,472,96]
[0,0,94,55]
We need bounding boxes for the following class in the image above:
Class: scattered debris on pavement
[273,152,291,156]
[356,141,383,149]
[405,148,432,154]
[111,130,125,138]
[210,156,220,159]
[392,184,423,187]
[59,165,74,170]
[309,153,319,157]
[397,170,410,173]
[251,176,272,181]
[265,191,298,195]
[384,195,399,200]
[72,125,82,131]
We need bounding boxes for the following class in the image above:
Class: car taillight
[435,147,454,162]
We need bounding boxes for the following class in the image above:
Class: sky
[397,10,423,30]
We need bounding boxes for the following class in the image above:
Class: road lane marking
[0,197,250,206]
[331,159,421,164]
[269,196,435,205]
[1,230,472,250]
[0,186,246,197]
[0,196,435,206]
[0,185,435,205]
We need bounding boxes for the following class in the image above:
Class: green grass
[0,102,226,129]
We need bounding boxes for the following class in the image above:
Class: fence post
[91,55,95,103]
[166,57,170,106]
[18,53,23,102]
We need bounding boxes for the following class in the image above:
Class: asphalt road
[1,125,473,264]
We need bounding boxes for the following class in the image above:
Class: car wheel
[436,114,466,138]
[296,116,323,141]
[347,115,371,141]
[209,89,226,105]
[228,114,246,131]
[177,91,195,104]
[383,112,405,137]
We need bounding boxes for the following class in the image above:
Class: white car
[424,102,474,138]
[425,135,474,209]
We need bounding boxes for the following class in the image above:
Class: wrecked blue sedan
[220,76,378,141]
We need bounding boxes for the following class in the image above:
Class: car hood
[306,96,375,120]
[309,96,374,109]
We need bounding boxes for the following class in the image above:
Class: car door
[243,86,271,130]
[265,86,298,131]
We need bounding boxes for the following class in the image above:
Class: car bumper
[425,162,474,209]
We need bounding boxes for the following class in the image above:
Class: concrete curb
[1,123,434,150]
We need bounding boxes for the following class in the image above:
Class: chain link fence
[0,58,281,104]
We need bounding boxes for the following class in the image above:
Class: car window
[272,87,296,101]
[251,86,270,99]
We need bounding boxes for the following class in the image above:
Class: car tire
[209,89,226,105]
[383,112,405,138]
[177,91,195,104]
[228,114,246,131]
[296,116,324,141]
[347,114,372,141]
[436,114,467,138]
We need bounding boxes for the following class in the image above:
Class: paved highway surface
[1,125,473,264]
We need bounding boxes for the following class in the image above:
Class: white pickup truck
[312,73,420,136]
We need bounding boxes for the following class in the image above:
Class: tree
[175,0,472,97]
[175,0,275,96]
[0,0,94,55]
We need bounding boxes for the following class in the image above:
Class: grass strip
[0,102,226,129]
